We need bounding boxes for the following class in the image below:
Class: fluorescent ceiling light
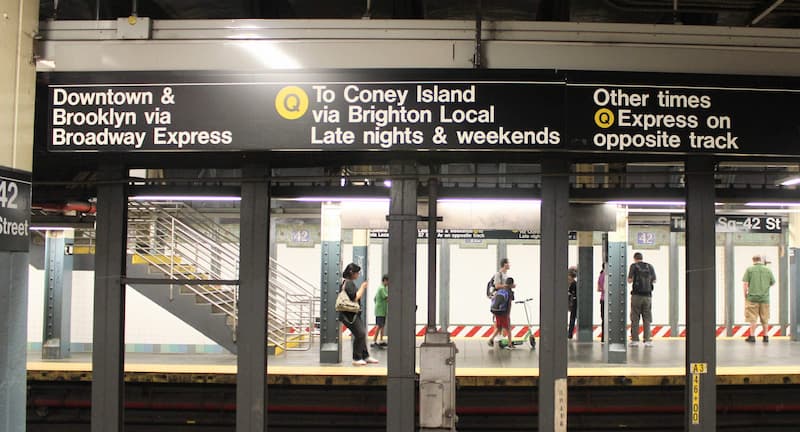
[745,202,800,207]
[129,195,241,201]
[780,177,800,186]
[29,226,76,231]
[383,180,392,188]
[290,197,390,202]
[607,200,685,206]
[738,208,800,214]
[438,199,541,204]
[626,208,685,213]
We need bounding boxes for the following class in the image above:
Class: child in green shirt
[372,275,389,348]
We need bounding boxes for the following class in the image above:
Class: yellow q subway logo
[275,86,309,120]
[594,108,614,128]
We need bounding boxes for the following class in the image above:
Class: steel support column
[669,232,679,337]
[685,158,716,431]
[42,231,73,359]
[497,240,507,269]
[577,232,593,342]
[606,242,627,363]
[790,248,800,342]
[724,233,735,336]
[353,230,369,316]
[779,230,789,333]
[320,203,343,364]
[539,159,570,432]
[387,161,417,432]
[0,251,29,432]
[427,178,438,329]
[439,239,451,330]
[91,164,128,432]
[237,164,270,432]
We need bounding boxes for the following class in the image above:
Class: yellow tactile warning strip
[26,362,800,387]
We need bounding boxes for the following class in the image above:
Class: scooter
[499,298,536,349]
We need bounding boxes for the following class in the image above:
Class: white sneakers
[630,341,654,348]
[352,357,380,366]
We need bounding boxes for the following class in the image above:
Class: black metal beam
[685,158,717,431]
[236,164,270,432]
[539,158,570,431]
[387,161,418,432]
[91,164,128,432]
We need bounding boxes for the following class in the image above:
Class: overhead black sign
[670,215,782,233]
[567,84,800,156]
[45,72,800,157]
[47,78,564,152]
[0,167,32,252]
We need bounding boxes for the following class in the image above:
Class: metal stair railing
[127,200,320,352]
[147,200,319,349]
[127,203,243,340]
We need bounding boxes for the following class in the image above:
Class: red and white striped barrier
[341,324,787,337]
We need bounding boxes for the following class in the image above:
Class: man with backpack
[627,252,656,347]
[487,258,511,347]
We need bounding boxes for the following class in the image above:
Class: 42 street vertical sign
[0,167,31,252]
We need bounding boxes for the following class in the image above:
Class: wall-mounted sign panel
[369,229,578,241]
[671,215,782,233]
[566,84,800,156]
[47,74,564,152]
[44,71,800,157]
[0,167,32,252]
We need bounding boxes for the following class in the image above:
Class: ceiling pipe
[473,0,483,69]
[34,201,97,214]
[750,0,785,25]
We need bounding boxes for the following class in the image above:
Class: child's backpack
[486,276,496,298]
[490,289,509,313]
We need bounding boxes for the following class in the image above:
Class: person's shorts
[745,300,769,324]
[376,316,386,327]
[494,313,510,330]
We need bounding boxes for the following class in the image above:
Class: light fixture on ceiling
[606,200,685,206]
[129,195,241,201]
[778,176,800,186]
[745,202,800,207]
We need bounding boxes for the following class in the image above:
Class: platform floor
[27,337,800,382]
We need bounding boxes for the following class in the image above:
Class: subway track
[27,380,800,431]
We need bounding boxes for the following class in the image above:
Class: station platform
[27,337,800,386]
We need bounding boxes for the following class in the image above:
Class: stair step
[72,245,96,255]
[133,254,184,265]
[148,264,199,274]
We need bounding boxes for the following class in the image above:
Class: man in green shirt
[742,255,775,343]
[372,275,389,348]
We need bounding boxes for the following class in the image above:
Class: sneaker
[644,341,654,348]
[365,357,380,364]
[629,341,640,347]
[352,359,367,366]
[370,342,379,348]
[763,336,769,343]
[745,336,756,343]
[487,339,494,347]
[378,342,388,347]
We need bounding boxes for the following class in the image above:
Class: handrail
[126,199,320,352]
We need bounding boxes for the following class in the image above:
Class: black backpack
[486,276,496,298]
[633,262,653,294]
